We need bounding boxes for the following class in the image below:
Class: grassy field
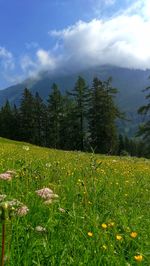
[0,137,150,266]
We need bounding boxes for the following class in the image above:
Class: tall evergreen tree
[33,92,47,146]
[88,77,119,154]
[138,84,150,154]
[0,100,14,139]
[11,104,21,140]
[47,83,63,148]
[68,76,89,150]
[19,88,35,143]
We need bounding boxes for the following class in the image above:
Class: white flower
[0,194,7,201]
[23,145,29,151]
[35,226,46,233]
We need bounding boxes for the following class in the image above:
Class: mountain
[0,65,150,136]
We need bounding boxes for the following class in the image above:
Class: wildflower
[58,207,65,213]
[130,232,138,238]
[0,170,16,181]
[101,223,107,229]
[102,245,107,250]
[45,163,51,168]
[0,194,7,201]
[0,173,12,181]
[44,199,53,205]
[6,170,16,175]
[108,222,115,227]
[116,235,122,240]
[23,145,29,151]
[134,255,143,262]
[16,205,29,216]
[35,226,46,233]
[88,232,93,237]
[36,188,54,200]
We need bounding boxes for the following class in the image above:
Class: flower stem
[1,223,5,266]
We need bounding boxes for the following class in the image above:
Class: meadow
[0,137,149,266]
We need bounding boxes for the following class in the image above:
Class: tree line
[0,76,149,157]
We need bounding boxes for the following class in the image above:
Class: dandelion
[134,255,143,262]
[101,223,107,229]
[88,232,93,237]
[130,232,138,238]
[116,235,122,241]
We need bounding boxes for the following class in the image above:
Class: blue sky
[0,0,150,89]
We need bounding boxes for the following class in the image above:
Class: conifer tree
[88,77,119,154]
[19,88,35,143]
[33,92,47,146]
[0,100,13,139]
[138,84,150,154]
[47,83,63,148]
[68,76,89,150]
[11,104,21,140]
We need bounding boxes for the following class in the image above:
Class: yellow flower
[116,235,122,240]
[88,232,93,237]
[134,255,143,262]
[101,223,107,229]
[102,244,107,250]
[108,222,115,227]
[130,232,138,238]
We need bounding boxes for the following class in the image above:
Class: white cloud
[2,0,150,88]
[104,0,116,6]
[25,42,39,50]
[49,11,150,70]
[36,49,56,69]
[0,46,15,70]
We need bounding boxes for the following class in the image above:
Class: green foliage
[88,77,119,154]
[138,84,150,156]
[0,138,149,265]
[0,76,147,157]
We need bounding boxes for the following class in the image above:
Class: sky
[0,0,150,89]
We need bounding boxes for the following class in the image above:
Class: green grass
[0,137,150,265]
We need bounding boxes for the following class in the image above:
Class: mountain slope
[0,66,150,135]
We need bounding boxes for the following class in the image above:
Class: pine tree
[138,84,150,155]
[67,76,89,150]
[19,88,35,143]
[88,77,119,154]
[47,83,63,148]
[33,92,47,146]
[0,100,14,139]
[59,95,80,150]
[11,104,21,140]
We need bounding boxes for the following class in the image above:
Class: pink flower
[16,205,29,216]
[0,170,16,181]
[0,173,12,181]
[36,188,54,200]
